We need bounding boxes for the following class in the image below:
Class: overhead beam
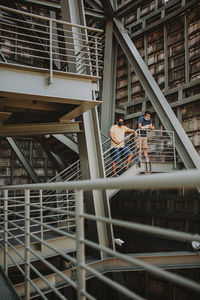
[113,18,200,170]
[0,122,81,136]
[0,111,11,123]
[6,137,40,183]
[59,101,100,121]
[0,98,64,112]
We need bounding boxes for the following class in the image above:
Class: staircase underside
[0,63,101,136]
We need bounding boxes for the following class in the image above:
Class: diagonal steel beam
[6,137,40,183]
[113,18,200,170]
[99,0,114,17]
[85,0,103,10]
[53,134,79,154]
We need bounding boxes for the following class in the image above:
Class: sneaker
[146,158,150,163]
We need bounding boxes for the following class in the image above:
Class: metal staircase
[36,128,178,222]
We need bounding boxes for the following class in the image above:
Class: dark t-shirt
[137,116,152,137]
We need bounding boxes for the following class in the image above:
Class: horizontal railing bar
[1,49,50,60]
[28,277,49,300]
[0,42,50,54]
[0,34,49,48]
[0,14,49,28]
[0,5,104,32]
[52,31,102,44]
[1,170,199,191]
[5,250,25,275]
[82,263,145,300]
[0,24,50,39]
[27,261,69,299]
[1,31,49,46]
[0,49,101,68]
[27,217,76,240]
[6,237,24,261]
[80,289,96,300]
[83,238,200,293]
[28,246,77,289]
[80,212,200,242]
[29,233,76,264]
[0,26,103,50]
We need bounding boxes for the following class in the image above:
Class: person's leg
[112,161,118,176]
[122,147,133,170]
[111,148,120,176]
[126,152,133,169]
[142,138,149,161]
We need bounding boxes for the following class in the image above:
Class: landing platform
[0,63,101,136]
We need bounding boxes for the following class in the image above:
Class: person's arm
[110,130,121,145]
[138,120,154,130]
[126,127,138,137]
[148,124,154,130]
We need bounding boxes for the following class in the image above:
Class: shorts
[135,137,148,149]
[111,146,132,162]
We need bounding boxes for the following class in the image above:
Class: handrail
[1,170,200,299]
[0,5,103,33]
[0,169,199,191]
[52,128,177,182]
[0,5,104,79]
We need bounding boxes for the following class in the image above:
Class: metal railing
[104,129,177,177]
[0,5,104,81]
[48,129,177,183]
[0,170,200,299]
[34,128,176,223]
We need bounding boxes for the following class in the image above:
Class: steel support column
[101,20,117,136]
[61,0,114,254]
[113,18,200,170]
[6,137,40,183]
[78,108,114,255]
[60,0,86,73]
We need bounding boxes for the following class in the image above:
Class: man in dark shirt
[136,111,154,162]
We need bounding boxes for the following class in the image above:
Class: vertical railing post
[39,189,43,253]
[49,18,53,84]
[139,129,142,162]
[75,189,86,300]
[4,190,8,276]
[173,132,177,169]
[25,189,30,300]
[95,36,99,77]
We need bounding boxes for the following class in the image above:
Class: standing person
[110,117,138,177]
[137,111,154,162]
